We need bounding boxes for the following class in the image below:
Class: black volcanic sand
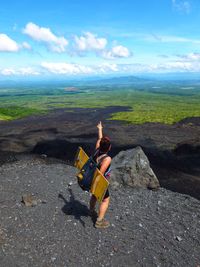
[0,106,200,199]
[0,155,200,267]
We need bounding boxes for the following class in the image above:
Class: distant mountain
[79,76,153,86]
[1,73,200,87]
[78,74,200,87]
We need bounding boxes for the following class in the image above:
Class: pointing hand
[97,121,103,129]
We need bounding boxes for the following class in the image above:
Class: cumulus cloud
[0,34,20,52]
[19,67,40,75]
[0,67,40,76]
[97,63,119,73]
[102,45,131,59]
[2,60,200,77]
[106,61,198,73]
[172,0,191,14]
[74,32,107,52]
[1,68,17,76]
[105,60,200,73]
[74,32,131,59]
[40,61,121,75]
[140,61,199,72]
[41,62,94,75]
[161,61,193,71]
[23,22,68,53]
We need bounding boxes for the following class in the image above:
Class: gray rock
[110,146,160,189]
[175,236,183,242]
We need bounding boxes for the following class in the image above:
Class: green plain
[0,83,200,124]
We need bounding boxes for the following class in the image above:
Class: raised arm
[95,121,103,149]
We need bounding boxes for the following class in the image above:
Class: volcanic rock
[110,146,160,189]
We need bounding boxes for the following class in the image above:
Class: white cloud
[23,22,68,53]
[21,42,32,50]
[187,53,200,60]
[0,34,20,52]
[19,67,40,75]
[104,61,200,73]
[111,46,131,57]
[176,52,200,61]
[102,45,131,59]
[74,32,107,51]
[1,67,40,76]
[161,61,193,71]
[118,63,149,73]
[74,32,132,60]
[156,35,190,43]
[140,61,199,72]
[97,63,119,73]
[172,0,191,14]
[41,62,94,75]
[41,61,121,75]
[145,34,200,44]
[1,68,17,75]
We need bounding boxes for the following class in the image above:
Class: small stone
[22,194,37,207]
[41,154,47,159]
[175,236,182,242]
[51,257,56,262]
[113,246,118,252]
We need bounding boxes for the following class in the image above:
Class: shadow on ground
[58,189,90,227]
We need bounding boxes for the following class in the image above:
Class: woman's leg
[98,196,110,220]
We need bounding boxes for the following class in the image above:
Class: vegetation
[0,106,46,121]
[0,79,200,124]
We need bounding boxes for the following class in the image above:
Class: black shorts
[103,189,110,199]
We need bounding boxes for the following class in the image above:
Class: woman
[90,121,111,229]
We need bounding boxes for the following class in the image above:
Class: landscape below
[0,76,200,124]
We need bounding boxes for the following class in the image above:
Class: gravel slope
[0,155,200,267]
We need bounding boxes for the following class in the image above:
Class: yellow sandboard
[74,147,109,203]
[74,146,89,170]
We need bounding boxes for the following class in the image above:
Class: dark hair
[99,136,111,153]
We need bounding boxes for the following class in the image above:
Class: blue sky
[1,0,200,78]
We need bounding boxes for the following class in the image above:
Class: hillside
[0,106,200,200]
[0,154,200,267]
